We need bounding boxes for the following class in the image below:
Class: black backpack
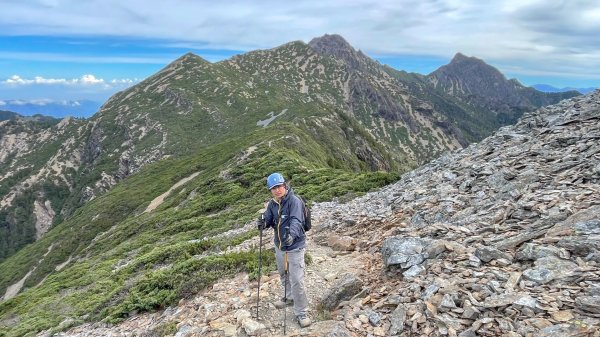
[296,195,312,232]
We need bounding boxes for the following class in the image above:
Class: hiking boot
[274,297,293,309]
[297,314,311,328]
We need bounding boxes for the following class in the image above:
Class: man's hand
[284,234,294,246]
[257,214,267,230]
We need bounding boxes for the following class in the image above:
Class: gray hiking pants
[275,246,309,316]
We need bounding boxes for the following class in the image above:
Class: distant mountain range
[0,110,59,123]
[2,78,592,121]
[0,99,101,118]
[533,84,596,94]
[0,110,20,121]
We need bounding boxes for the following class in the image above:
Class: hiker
[257,172,311,328]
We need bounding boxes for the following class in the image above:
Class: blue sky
[1,0,599,105]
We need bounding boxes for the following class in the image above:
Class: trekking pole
[283,252,289,335]
[255,214,264,320]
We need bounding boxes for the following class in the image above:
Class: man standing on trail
[257,172,311,328]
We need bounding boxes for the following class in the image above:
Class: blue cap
[267,172,286,190]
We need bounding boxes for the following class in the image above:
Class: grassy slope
[0,123,400,337]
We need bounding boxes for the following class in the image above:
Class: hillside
[43,90,600,337]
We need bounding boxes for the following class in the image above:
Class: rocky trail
[46,214,377,337]
[45,90,600,336]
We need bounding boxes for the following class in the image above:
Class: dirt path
[143,172,200,213]
[249,230,368,336]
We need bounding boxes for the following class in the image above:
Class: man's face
[270,184,286,199]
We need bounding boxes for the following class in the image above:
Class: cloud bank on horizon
[1,0,598,104]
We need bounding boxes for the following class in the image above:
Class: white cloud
[0,75,141,102]
[37,77,69,84]
[9,100,30,105]
[27,99,52,105]
[110,78,136,84]
[78,74,104,85]
[2,0,598,55]
[6,75,33,85]
[2,74,139,88]
[3,75,73,86]
[23,99,85,106]
[1,99,94,106]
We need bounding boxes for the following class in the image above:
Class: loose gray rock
[475,245,512,263]
[389,306,406,336]
[381,236,429,268]
[575,296,600,314]
[402,264,425,279]
[319,273,363,311]
[421,284,439,300]
[324,323,353,337]
[516,243,561,261]
[535,323,596,337]
[367,311,382,327]
[522,256,579,284]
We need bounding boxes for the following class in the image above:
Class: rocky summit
[45,90,599,336]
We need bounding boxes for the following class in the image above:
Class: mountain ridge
[533,83,596,94]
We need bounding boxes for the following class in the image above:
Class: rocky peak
[431,52,508,87]
[308,34,367,70]
[154,52,209,75]
[450,52,483,64]
[308,34,354,53]
[427,52,579,117]
[177,52,207,63]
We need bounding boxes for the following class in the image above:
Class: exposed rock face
[348,75,412,126]
[81,121,103,167]
[0,115,87,260]
[308,34,370,72]
[33,200,55,239]
[310,34,428,136]
[353,138,390,171]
